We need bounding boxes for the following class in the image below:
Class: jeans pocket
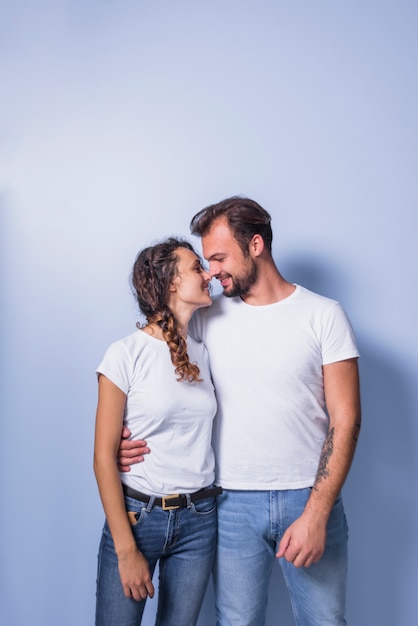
[124,496,148,528]
[191,496,217,516]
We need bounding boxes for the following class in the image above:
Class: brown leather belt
[122,483,223,510]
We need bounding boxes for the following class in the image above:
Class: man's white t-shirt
[97,330,217,496]
[190,285,359,490]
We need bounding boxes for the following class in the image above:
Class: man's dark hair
[190,196,273,254]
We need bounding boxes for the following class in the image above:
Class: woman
[94,238,220,626]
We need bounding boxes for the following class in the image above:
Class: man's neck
[240,264,296,306]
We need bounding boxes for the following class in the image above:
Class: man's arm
[117,425,150,472]
[276,357,361,567]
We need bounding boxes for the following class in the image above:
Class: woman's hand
[118,547,155,601]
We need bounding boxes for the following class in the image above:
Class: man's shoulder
[296,286,357,345]
[295,285,340,311]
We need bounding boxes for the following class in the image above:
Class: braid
[159,308,202,383]
[131,238,203,383]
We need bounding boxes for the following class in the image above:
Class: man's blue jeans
[95,493,217,626]
[213,489,348,626]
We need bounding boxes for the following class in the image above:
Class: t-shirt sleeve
[321,303,360,365]
[96,341,131,394]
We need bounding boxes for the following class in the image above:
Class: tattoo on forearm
[313,427,334,491]
[353,422,361,442]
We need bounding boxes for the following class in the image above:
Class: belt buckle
[162,494,180,510]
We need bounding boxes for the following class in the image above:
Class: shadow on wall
[343,340,416,626]
[281,254,417,626]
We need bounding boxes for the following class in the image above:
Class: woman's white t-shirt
[97,330,217,496]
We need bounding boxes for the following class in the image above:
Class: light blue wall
[1,2,417,624]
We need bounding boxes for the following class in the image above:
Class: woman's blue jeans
[213,489,348,626]
[95,493,217,626]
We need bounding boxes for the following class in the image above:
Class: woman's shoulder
[103,329,151,359]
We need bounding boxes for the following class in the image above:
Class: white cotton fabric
[96,330,217,496]
[189,285,359,490]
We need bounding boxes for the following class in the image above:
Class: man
[119,196,361,625]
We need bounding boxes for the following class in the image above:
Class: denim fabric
[96,494,217,626]
[213,489,348,626]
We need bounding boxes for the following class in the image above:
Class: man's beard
[223,260,258,298]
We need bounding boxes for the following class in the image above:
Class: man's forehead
[202,218,234,243]
[202,222,236,257]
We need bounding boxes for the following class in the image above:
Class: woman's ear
[168,276,179,292]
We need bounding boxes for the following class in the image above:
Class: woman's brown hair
[131,238,202,383]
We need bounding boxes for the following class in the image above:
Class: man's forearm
[303,357,361,520]
[306,413,361,521]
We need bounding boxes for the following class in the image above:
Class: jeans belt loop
[146,495,156,512]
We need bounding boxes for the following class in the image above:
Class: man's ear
[250,234,265,258]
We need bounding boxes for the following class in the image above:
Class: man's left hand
[275,513,326,568]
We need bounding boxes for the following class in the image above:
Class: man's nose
[208,262,220,278]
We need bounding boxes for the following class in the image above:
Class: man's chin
[222,285,242,298]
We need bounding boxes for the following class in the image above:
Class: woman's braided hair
[131,238,202,383]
